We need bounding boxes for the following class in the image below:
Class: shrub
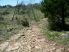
[2,12,9,15]
[48,15,62,31]
[0,16,4,21]
[21,17,29,27]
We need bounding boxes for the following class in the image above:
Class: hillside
[0,18,69,52]
[0,2,69,52]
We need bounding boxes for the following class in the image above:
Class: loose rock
[0,42,9,51]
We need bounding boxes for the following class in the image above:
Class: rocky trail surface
[0,18,69,52]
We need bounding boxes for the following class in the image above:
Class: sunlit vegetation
[0,3,44,41]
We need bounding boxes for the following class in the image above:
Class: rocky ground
[0,19,69,52]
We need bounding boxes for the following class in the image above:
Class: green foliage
[21,17,29,27]
[15,3,27,14]
[56,36,69,45]
[43,32,60,39]
[33,3,41,10]
[41,0,69,30]
[0,16,4,21]
[6,4,12,8]
[48,15,62,31]
[2,11,9,15]
[41,0,69,15]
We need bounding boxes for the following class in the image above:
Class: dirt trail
[0,18,69,52]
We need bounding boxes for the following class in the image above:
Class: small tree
[41,0,69,30]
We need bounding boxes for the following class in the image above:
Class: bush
[0,16,4,21]
[2,12,9,15]
[48,15,62,31]
[21,17,29,27]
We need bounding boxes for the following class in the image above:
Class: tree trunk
[61,4,65,30]
[62,14,65,30]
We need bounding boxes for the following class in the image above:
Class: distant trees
[27,3,41,10]
[6,4,12,8]
[16,4,27,14]
[0,2,41,26]
[33,3,41,10]
[2,5,6,8]
[0,5,12,8]
[41,0,69,30]
[14,3,41,15]
[26,3,41,21]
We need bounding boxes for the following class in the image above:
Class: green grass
[39,19,69,46]
[43,31,60,39]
